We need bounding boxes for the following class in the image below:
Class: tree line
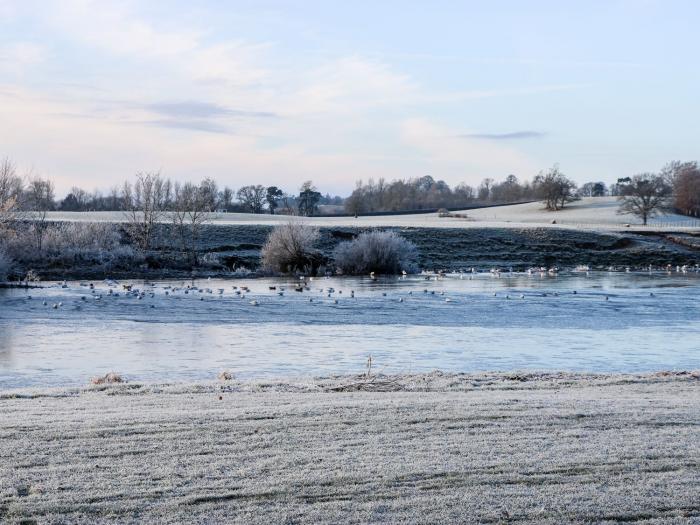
[343,169,579,214]
[2,156,699,225]
[0,158,341,216]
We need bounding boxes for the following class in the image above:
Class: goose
[250,300,259,306]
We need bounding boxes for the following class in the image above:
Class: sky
[0,0,698,196]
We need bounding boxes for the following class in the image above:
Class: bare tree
[172,182,213,265]
[661,161,700,217]
[122,172,167,250]
[534,165,578,211]
[219,186,234,212]
[25,176,55,251]
[617,173,672,225]
[199,177,219,210]
[236,185,266,213]
[0,158,24,230]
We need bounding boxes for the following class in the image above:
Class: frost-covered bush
[4,222,143,272]
[0,246,13,281]
[260,221,320,274]
[333,230,419,275]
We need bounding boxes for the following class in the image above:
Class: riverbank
[1,371,698,523]
[8,225,700,281]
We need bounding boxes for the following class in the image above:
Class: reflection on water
[1,271,699,388]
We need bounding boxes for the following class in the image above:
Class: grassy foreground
[1,372,699,524]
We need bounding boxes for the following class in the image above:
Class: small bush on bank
[90,372,124,385]
[3,222,144,275]
[0,246,13,281]
[260,221,320,274]
[333,230,419,275]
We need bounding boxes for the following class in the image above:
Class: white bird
[250,300,259,306]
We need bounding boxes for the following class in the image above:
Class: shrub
[260,221,320,274]
[3,222,143,274]
[0,246,13,281]
[90,372,124,385]
[333,230,419,275]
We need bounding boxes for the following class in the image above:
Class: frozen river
[1,271,699,388]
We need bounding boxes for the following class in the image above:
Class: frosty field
[1,372,698,524]
[1,271,699,389]
[42,197,700,231]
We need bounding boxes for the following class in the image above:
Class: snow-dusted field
[43,197,699,231]
[1,372,698,523]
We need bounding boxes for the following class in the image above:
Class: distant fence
[556,219,700,231]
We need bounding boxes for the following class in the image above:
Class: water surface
[1,272,699,388]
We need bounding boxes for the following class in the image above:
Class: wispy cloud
[145,101,277,120]
[142,119,229,134]
[459,131,546,140]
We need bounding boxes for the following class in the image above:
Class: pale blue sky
[0,0,698,195]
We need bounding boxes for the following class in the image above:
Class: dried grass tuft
[90,372,124,385]
[218,370,233,381]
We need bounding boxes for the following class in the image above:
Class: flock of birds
[16,264,699,311]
